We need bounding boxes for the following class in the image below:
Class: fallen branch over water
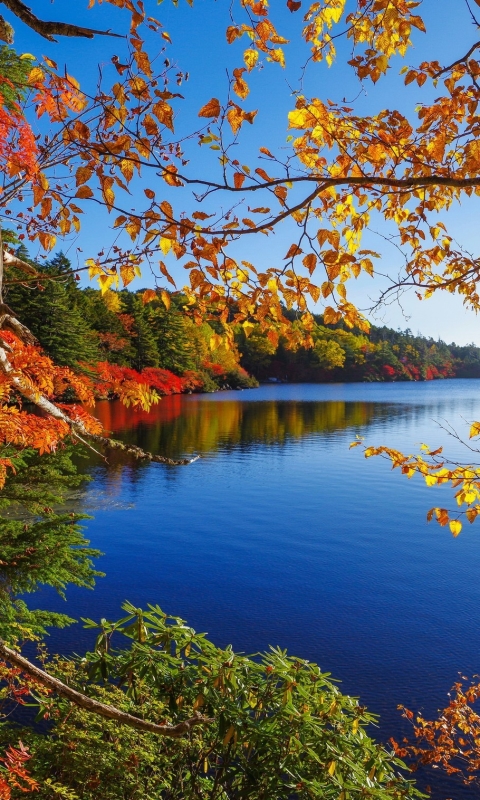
[93,435,201,466]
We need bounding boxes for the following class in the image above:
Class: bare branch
[0,0,123,42]
[93,435,200,466]
[3,250,38,276]
[433,40,480,78]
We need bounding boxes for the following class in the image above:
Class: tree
[144,294,197,375]
[122,292,160,371]
[0,445,102,643]
[5,249,100,367]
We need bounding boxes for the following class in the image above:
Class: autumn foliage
[3,0,480,793]
[393,679,480,788]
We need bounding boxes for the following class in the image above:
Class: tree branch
[92,435,200,466]
[433,40,480,78]
[0,639,213,737]
[3,250,38,277]
[0,0,123,42]
[0,295,199,466]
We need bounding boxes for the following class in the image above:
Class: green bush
[4,603,421,800]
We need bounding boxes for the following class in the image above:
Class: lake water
[41,380,480,798]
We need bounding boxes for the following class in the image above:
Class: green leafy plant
[4,603,423,800]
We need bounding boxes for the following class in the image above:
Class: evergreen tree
[5,249,99,367]
[144,294,195,374]
[123,293,159,370]
[79,288,135,366]
[0,445,103,643]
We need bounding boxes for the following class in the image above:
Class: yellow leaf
[270,48,285,68]
[120,159,134,183]
[160,237,172,255]
[469,422,480,439]
[244,49,259,71]
[267,277,278,294]
[223,725,235,746]
[449,520,462,537]
[98,273,118,295]
[327,761,336,776]
[86,258,102,279]
[288,108,312,129]
[28,66,44,84]
[161,290,171,310]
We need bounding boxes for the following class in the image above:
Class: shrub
[3,604,421,800]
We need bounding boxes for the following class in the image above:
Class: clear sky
[4,0,480,345]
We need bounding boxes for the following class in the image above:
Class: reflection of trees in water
[92,397,406,466]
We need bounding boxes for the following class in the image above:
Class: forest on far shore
[7,249,480,397]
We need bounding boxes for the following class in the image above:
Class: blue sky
[5,0,480,345]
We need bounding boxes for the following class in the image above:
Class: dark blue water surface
[42,381,480,798]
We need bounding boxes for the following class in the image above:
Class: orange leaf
[76,165,93,187]
[303,253,317,275]
[142,289,157,304]
[160,200,174,219]
[226,26,242,44]
[234,172,246,189]
[134,50,152,76]
[152,101,174,132]
[284,243,302,259]
[198,98,221,118]
[75,185,94,199]
[161,290,171,310]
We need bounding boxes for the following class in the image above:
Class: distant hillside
[237,315,480,382]
[6,249,480,391]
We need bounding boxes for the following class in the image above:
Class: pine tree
[5,249,99,367]
[123,293,159,371]
[0,445,103,643]
[144,294,195,374]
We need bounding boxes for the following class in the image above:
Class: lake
[41,380,480,798]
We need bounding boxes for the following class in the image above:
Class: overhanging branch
[0,0,123,41]
[0,639,213,737]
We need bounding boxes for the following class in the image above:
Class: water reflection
[93,396,406,461]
